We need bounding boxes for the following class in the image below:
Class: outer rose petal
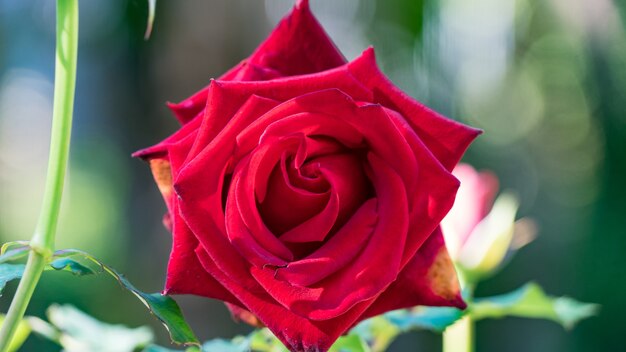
[361,228,465,320]
[183,65,372,162]
[143,159,240,304]
[147,158,175,212]
[165,206,241,305]
[246,0,345,76]
[348,47,481,171]
[132,116,201,160]
[167,0,346,124]
[194,246,374,352]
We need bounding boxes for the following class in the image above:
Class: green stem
[443,315,473,352]
[0,0,78,350]
[443,269,473,352]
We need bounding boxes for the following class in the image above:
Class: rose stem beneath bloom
[443,315,474,352]
[443,270,473,352]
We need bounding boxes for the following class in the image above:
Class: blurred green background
[0,0,624,351]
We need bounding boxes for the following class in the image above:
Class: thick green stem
[32,0,79,252]
[0,0,78,350]
[443,315,473,352]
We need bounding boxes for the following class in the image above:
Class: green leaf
[52,249,200,346]
[44,304,153,352]
[385,307,465,333]
[470,282,599,329]
[0,244,30,264]
[0,248,199,347]
[0,257,97,297]
[329,334,371,352]
[0,241,29,256]
[0,241,30,254]
[552,296,600,330]
[0,264,26,295]
[0,315,31,352]
[350,308,464,351]
[48,258,96,276]
[0,257,96,296]
[134,291,198,346]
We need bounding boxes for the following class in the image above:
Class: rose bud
[134,1,480,351]
[441,164,538,283]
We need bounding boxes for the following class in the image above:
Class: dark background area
[0,0,624,351]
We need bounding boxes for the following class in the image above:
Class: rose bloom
[135,1,480,351]
[441,164,537,280]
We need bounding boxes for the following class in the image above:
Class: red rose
[135,1,480,351]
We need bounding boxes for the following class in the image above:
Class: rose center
[257,138,372,257]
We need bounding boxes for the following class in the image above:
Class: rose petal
[174,93,280,232]
[380,107,462,266]
[275,198,377,286]
[183,66,373,162]
[132,116,201,160]
[250,153,408,320]
[227,168,294,265]
[259,147,330,235]
[361,228,466,320]
[167,0,346,125]
[292,136,347,172]
[245,0,346,77]
[138,158,233,301]
[277,186,339,243]
[179,195,257,290]
[238,111,365,158]
[146,158,175,212]
[164,203,241,305]
[279,153,368,243]
[348,47,481,171]
[243,89,418,196]
[194,246,373,352]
